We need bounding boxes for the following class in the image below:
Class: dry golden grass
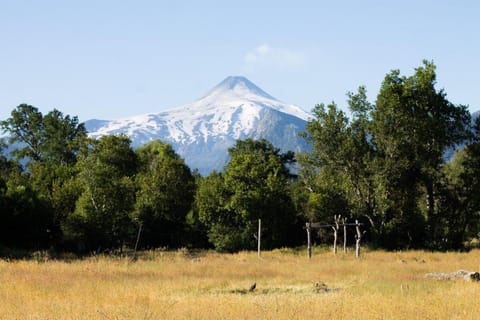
[1,248,479,319]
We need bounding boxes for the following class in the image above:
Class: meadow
[0,248,479,319]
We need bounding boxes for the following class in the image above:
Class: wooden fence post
[332,215,341,255]
[131,223,142,262]
[343,217,347,253]
[257,219,261,258]
[355,220,362,258]
[306,222,312,259]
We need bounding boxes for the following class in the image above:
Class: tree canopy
[0,61,478,253]
[300,61,475,249]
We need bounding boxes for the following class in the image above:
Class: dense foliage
[0,61,479,253]
[300,61,477,249]
[195,139,302,251]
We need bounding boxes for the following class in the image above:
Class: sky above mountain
[1,0,479,122]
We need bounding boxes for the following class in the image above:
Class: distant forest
[1,61,479,253]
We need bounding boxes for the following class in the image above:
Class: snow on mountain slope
[85,76,311,174]
[191,76,311,121]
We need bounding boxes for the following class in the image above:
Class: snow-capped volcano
[192,76,310,121]
[85,76,311,174]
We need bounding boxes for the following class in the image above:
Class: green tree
[1,104,86,165]
[66,135,137,250]
[194,171,238,251]
[0,153,52,248]
[300,61,472,249]
[345,87,377,220]
[1,104,44,162]
[438,117,480,248]
[41,109,87,165]
[434,150,471,249]
[299,93,374,236]
[134,140,195,247]
[371,61,471,248]
[1,105,88,247]
[0,140,8,192]
[0,143,13,245]
[196,139,300,251]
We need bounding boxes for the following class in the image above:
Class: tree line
[0,61,479,253]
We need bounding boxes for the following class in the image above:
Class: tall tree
[345,87,376,220]
[1,105,88,247]
[0,143,12,245]
[438,116,480,248]
[371,61,471,247]
[67,135,137,250]
[196,139,300,251]
[134,140,195,247]
[298,103,352,226]
[299,93,375,234]
[0,148,51,248]
[194,171,235,251]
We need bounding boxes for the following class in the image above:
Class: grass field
[0,248,479,319]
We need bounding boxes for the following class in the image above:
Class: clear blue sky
[1,0,479,122]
